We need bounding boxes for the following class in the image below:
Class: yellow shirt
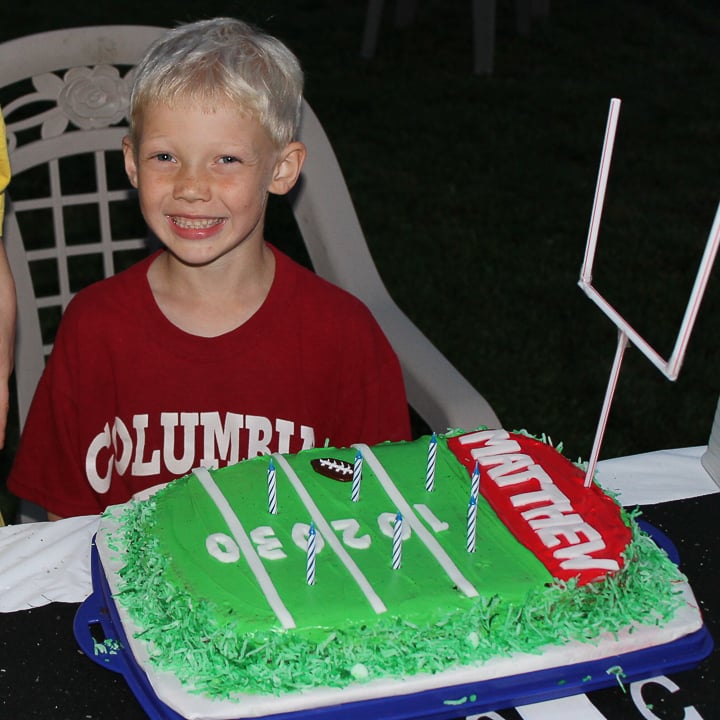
[0,112,10,228]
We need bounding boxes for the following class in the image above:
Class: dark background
[1,5,719,713]
[1,0,719,471]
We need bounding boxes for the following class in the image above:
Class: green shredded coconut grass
[109,498,686,700]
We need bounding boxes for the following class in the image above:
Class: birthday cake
[94,428,705,719]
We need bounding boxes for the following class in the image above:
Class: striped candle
[467,494,477,553]
[425,432,437,492]
[392,512,403,570]
[306,522,316,585]
[267,458,278,515]
[470,460,480,500]
[352,450,363,502]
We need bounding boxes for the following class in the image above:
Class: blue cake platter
[75,523,713,720]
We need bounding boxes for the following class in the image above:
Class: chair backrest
[2,25,500,443]
[1,26,166,432]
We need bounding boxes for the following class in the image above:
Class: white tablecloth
[1,446,716,720]
[0,513,98,611]
[596,445,718,506]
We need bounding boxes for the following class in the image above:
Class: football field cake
[93,428,706,719]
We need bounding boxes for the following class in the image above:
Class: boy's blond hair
[129,18,304,148]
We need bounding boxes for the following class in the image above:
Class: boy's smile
[169,215,226,241]
[123,101,303,268]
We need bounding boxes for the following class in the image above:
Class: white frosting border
[96,507,705,720]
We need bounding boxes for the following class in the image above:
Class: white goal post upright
[579,98,720,487]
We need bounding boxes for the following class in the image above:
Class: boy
[8,18,410,519]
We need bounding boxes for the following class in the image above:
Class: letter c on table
[630,675,703,720]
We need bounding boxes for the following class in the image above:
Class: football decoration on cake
[311,457,354,481]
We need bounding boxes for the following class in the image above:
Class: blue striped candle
[470,460,480,500]
[352,450,363,502]
[267,458,278,515]
[306,522,316,585]
[467,494,477,553]
[392,512,403,570]
[425,432,437,492]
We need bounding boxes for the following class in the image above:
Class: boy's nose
[173,168,211,202]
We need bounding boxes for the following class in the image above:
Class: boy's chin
[162,240,265,269]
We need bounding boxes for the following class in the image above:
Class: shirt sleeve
[328,298,411,448]
[7,299,98,518]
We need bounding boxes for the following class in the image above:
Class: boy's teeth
[172,217,221,229]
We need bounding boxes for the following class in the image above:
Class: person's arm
[0,242,16,450]
[0,111,15,450]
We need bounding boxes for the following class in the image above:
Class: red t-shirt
[9,246,410,517]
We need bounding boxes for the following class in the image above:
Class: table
[1,448,718,719]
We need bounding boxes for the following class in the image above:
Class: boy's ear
[122,136,139,189]
[269,141,306,196]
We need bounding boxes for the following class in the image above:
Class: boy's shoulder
[62,250,157,321]
[274,246,372,318]
[272,248,392,352]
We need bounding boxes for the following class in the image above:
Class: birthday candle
[392,512,403,570]
[267,458,278,515]
[306,522,316,585]
[352,450,362,502]
[470,461,480,500]
[425,432,437,492]
[467,495,477,553]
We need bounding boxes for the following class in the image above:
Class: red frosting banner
[447,430,632,585]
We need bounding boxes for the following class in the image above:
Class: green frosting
[108,434,686,700]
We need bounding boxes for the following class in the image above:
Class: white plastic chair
[1,25,501,519]
[290,102,500,433]
[1,26,167,434]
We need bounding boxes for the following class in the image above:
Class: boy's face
[123,102,304,268]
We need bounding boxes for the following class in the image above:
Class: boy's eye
[218,156,240,165]
[152,153,175,162]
